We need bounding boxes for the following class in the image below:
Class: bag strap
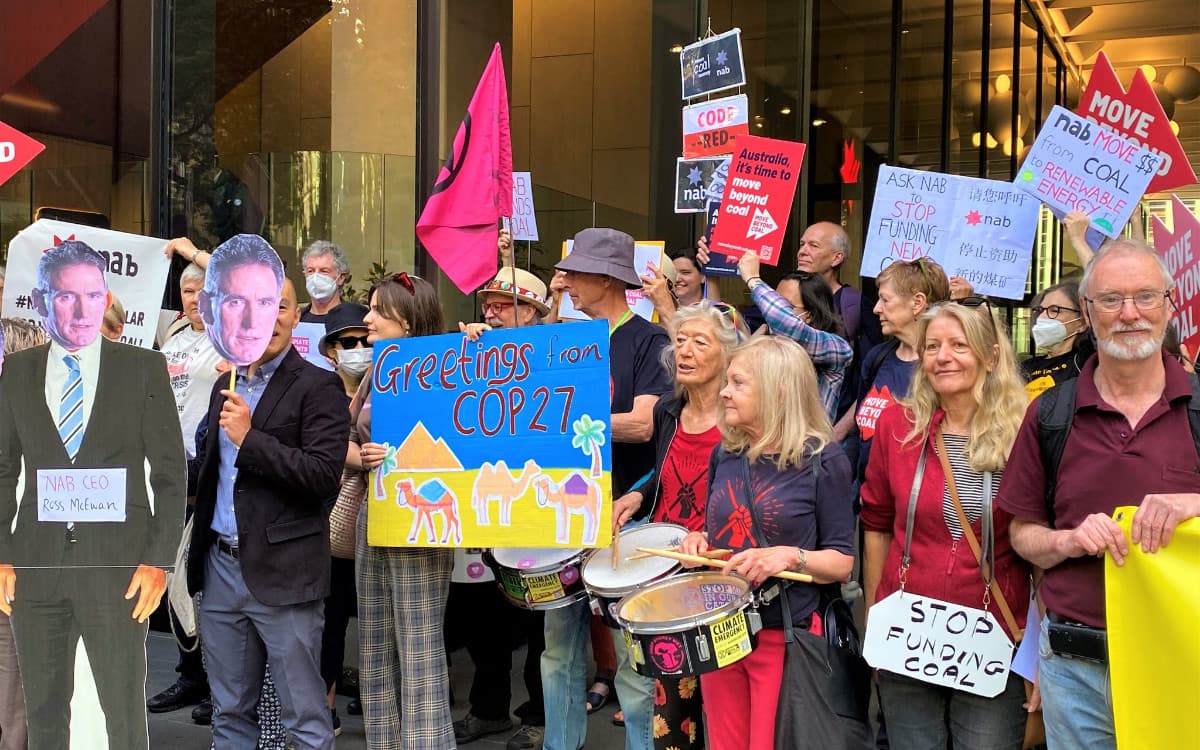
[934,429,1023,641]
[899,443,928,584]
[1035,378,1077,529]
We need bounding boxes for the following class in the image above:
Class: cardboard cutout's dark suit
[0,339,186,750]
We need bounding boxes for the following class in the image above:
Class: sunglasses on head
[709,302,747,342]
[388,272,415,294]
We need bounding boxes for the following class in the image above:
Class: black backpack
[1035,373,1200,527]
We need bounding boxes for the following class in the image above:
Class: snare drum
[616,572,761,678]
[582,522,687,628]
[487,547,588,610]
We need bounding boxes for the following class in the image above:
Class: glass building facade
[1,0,1197,347]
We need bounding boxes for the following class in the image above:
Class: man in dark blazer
[0,240,186,750]
[188,275,349,749]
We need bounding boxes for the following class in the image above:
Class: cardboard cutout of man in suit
[188,235,349,749]
[0,240,186,750]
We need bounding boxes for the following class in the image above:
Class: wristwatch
[794,547,808,573]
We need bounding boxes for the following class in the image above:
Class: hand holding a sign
[736,250,761,282]
[0,564,13,616]
[498,228,514,267]
[1130,493,1200,553]
[219,390,252,447]
[1061,512,1130,565]
[458,321,493,342]
[641,264,675,319]
[125,564,167,623]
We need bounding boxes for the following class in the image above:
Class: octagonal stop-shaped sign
[0,121,45,189]
[863,590,1015,698]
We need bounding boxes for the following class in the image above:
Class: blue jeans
[876,669,1026,750]
[1038,616,1116,750]
[541,599,590,750]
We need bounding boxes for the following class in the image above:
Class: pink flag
[417,43,513,294]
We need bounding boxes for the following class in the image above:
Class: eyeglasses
[482,301,516,315]
[1031,304,1080,319]
[709,302,747,342]
[330,335,369,349]
[1083,291,1169,314]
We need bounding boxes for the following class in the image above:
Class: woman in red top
[613,301,747,749]
[861,301,1032,749]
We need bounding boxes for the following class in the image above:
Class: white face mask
[1031,317,1079,351]
[306,273,338,302]
[336,347,372,378]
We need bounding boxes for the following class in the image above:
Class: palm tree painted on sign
[373,444,399,500]
[571,415,607,479]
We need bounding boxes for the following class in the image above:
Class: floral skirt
[654,675,705,749]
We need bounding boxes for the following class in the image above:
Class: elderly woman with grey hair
[612,300,750,750]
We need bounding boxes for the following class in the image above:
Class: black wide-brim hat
[319,302,370,356]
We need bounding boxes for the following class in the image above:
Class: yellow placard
[526,572,565,603]
[1106,507,1200,750]
[710,611,752,668]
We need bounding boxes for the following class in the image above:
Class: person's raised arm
[164,237,210,269]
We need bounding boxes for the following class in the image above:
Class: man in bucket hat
[540,228,671,750]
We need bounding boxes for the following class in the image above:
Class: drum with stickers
[487,547,588,610]
[582,522,687,628]
[616,572,761,678]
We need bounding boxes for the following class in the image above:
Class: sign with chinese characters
[864,590,1014,698]
[0,120,45,188]
[1154,196,1200,359]
[709,135,807,267]
[682,94,749,158]
[509,171,539,241]
[1078,52,1196,194]
[675,156,730,214]
[679,28,746,100]
[368,323,612,548]
[3,220,171,348]
[862,166,1039,299]
[1016,105,1162,239]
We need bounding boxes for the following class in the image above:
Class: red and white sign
[708,135,806,266]
[0,121,45,189]
[682,94,749,158]
[1078,52,1197,194]
[1154,196,1200,358]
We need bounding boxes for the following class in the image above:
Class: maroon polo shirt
[996,351,1200,628]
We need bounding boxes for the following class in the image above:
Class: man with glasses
[451,266,551,750]
[998,239,1200,750]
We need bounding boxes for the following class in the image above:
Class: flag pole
[506,221,521,328]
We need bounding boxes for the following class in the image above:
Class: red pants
[699,628,785,750]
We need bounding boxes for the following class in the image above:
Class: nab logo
[965,210,1010,228]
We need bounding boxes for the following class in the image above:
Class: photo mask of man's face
[201,235,285,366]
[40,262,110,351]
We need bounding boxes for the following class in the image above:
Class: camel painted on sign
[533,472,602,546]
[471,459,541,526]
[395,478,464,544]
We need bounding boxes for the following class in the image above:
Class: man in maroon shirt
[997,239,1200,750]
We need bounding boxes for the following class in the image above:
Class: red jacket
[861,404,1030,640]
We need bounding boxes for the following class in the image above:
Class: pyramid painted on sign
[395,422,463,471]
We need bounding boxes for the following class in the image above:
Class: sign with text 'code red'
[682,94,748,158]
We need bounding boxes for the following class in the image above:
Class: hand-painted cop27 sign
[680,28,746,100]
[367,322,613,549]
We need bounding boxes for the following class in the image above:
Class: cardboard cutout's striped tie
[58,355,83,461]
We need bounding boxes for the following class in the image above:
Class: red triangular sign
[0,120,45,189]
[1154,196,1200,359]
[1077,52,1197,194]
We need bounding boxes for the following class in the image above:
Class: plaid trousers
[355,504,455,749]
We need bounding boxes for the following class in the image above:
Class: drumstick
[634,547,814,583]
[611,533,620,570]
[625,546,732,562]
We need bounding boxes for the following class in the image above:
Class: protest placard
[682,94,749,158]
[675,156,730,213]
[557,240,667,321]
[1016,105,1162,239]
[1107,508,1200,750]
[679,28,746,100]
[0,120,44,189]
[708,135,806,266]
[510,171,539,241]
[1078,52,1197,194]
[3,219,171,348]
[863,590,1014,698]
[701,199,738,277]
[292,321,335,371]
[36,468,127,524]
[861,166,1039,299]
[1153,196,1200,358]
[367,322,613,548]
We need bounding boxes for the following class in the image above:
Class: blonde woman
[861,301,1032,749]
[680,336,856,749]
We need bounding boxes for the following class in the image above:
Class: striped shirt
[936,433,1002,539]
